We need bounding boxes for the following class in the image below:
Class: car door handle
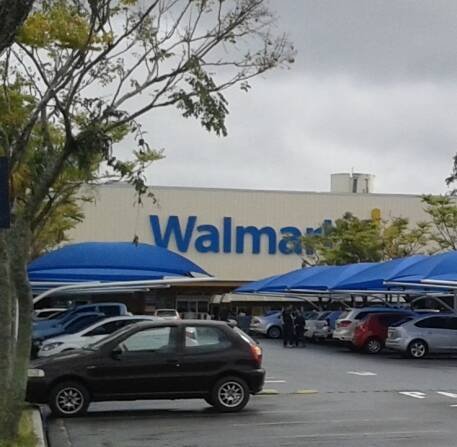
[167,359,181,367]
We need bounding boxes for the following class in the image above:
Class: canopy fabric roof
[234,274,284,294]
[28,242,210,283]
[287,263,375,292]
[233,255,438,296]
[333,255,428,291]
[387,251,457,284]
[234,264,376,295]
[259,265,334,292]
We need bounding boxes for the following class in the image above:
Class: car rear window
[157,310,178,317]
[185,326,231,352]
[415,316,449,329]
[100,305,122,316]
[390,317,414,327]
[233,326,257,346]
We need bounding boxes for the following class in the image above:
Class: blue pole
[0,157,10,229]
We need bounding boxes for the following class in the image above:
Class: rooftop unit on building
[330,172,375,194]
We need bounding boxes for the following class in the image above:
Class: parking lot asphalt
[46,339,457,447]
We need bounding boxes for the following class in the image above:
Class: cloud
[113,0,457,196]
[275,0,457,82]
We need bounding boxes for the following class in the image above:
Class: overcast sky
[116,0,457,195]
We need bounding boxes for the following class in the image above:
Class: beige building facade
[68,183,430,283]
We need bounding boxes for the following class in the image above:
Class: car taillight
[250,344,262,367]
[338,320,351,328]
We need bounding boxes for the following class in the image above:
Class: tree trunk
[0,221,32,444]
[0,0,35,55]
[8,221,33,434]
[0,232,16,442]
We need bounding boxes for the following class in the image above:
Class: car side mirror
[111,346,122,359]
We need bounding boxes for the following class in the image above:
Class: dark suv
[26,320,265,416]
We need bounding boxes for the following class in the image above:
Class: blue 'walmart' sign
[150,215,332,255]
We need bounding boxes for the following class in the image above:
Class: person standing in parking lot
[294,310,306,347]
[282,305,294,347]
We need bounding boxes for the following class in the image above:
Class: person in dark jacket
[282,306,295,347]
[294,310,306,347]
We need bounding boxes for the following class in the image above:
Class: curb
[30,406,47,447]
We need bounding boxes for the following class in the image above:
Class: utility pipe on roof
[32,277,216,304]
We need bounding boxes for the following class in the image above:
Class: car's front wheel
[211,376,250,412]
[49,380,90,417]
[407,340,428,359]
[267,326,282,339]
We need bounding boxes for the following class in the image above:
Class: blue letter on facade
[236,226,277,254]
[149,215,196,252]
[195,225,220,253]
[278,226,303,254]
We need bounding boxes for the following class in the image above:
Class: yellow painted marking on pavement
[258,389,279,395]
[295,389,319,395]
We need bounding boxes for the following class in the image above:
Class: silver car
[250,311,283,339]
[386,314,457,358]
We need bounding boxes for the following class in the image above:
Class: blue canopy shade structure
[28,242,210,283]
[234,263,376,295]
[233,266,334,294]
[332,255,428,291]
[287,263,375,292]
[259,265,334,292]
[387,251,457,285]
[234,274,283,294]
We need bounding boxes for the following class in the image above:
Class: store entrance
[176,296,210,319]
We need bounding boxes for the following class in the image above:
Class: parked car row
[31,304,182,358]
[251,306,457,359]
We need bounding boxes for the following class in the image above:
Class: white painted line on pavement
[437,391,457,399]
[233,417,407,427]
[265,380,286,383]
[276,430,447,440]
[346,371,377,376]
[399,391,427,399]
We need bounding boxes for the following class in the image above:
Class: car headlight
[28,368,45,378]
[41,342,64,352]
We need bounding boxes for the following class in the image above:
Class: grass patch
[0,410,38,447]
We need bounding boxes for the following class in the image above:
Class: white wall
[67,184,429,281]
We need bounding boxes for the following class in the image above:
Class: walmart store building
[65,173,430,315]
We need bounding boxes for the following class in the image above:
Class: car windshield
[52,308,75,323]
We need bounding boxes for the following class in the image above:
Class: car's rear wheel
[408,339,428,359]
[364,337,383,354]
[211,376,250,412]
[49,381,90,417]
[267,326,282,339]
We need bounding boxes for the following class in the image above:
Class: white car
[153,309,181,320]
[38,316,157,357]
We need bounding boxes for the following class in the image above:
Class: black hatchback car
[26,320,265,417]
